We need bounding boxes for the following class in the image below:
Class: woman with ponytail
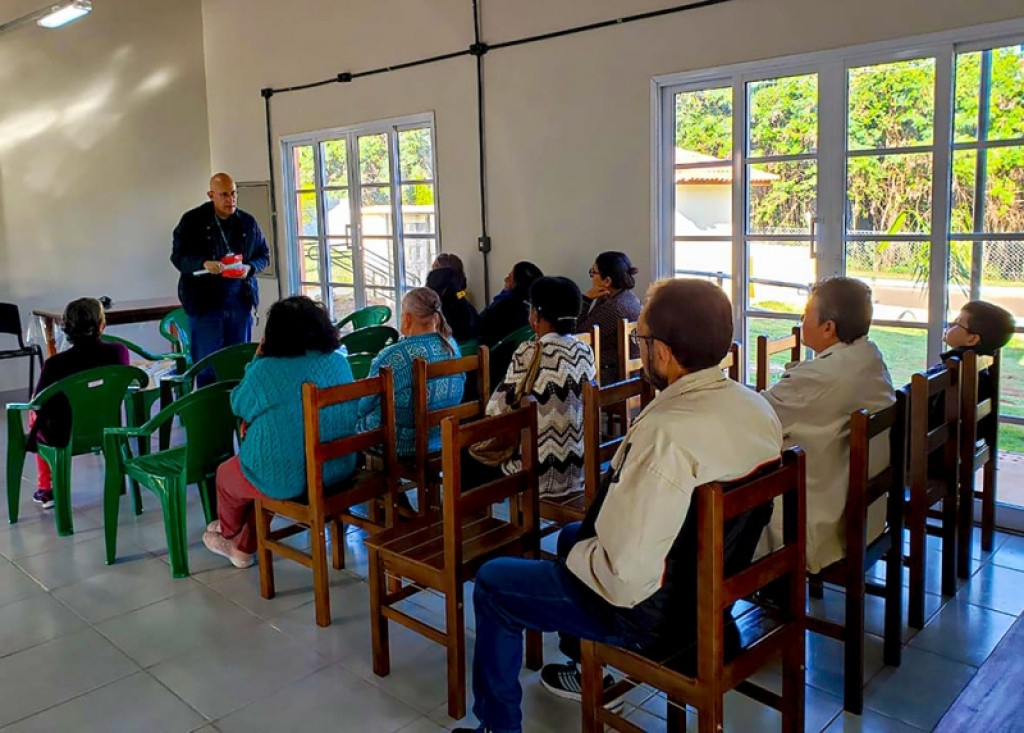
[356,287,465,456]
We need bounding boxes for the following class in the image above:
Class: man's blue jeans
[470,522,645,733]
[188,307,252,386]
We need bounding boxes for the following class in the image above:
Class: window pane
[361,187,393,236]
[989,47,1024,141]
[747,241,813,314]
[359,133,390,184]
[747,161,816,235]
[954,51,982,143]
[983,146,1024,233]
[324,189,351,237]
[999,338,1024,424]
[675,87,732,159]
[363,237,395,286]
[846,241,930,324]
[398,128,434,181]
[327,238,354,284]
[951,149,977,234]
[674,240,732,298]
[296,192,318,236]
[747,74,818,157]
[331,286,355,323]
[403,238,436,288]
[847,58,935,151]
[675,162,733,235]
[400,184,436,234]
[846,153,932,235]
[301,284,323,303]
[321,139,348,187]
[292,145,315,190]
[745,317,801,388]
[366,287,397,319]
[300,239,319,282]
[869,325,927,388]
[949,240,1024,321]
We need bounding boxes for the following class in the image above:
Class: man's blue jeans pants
[188,307,252,386]
[470,522,644,733]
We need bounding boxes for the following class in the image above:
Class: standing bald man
[171,173,270,380]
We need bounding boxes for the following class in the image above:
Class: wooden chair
[254,368,399,627]
[575,324,601,385]
[398,348,490,516]
[957,350,1000,578]
[720,341,741,382]
[806,391,906,714]
[364,404,544,720]
[580,448,807,733]
[756,326,802,391]
[537,377,655,547]
[617,319,642,382]
[906,362,960,629]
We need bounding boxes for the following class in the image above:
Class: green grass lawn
[746,317,1024,453]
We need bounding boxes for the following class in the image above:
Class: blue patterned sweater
[231,350,357,499]
[356,333,465,455]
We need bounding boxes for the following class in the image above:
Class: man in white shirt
[760,277,895,574]
[456,279,783,733]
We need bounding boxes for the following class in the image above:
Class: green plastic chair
[6,365,149,536]
[101,333,188,376]
[103,381,238,578]
[159,341,258,410]
[159,308,192,366]
[458,339,480,357]
[339,326,398,357]
[347,352,375,380]
[336,305,392,331]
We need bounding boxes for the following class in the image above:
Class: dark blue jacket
[171,201,270,316]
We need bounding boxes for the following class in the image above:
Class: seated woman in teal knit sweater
[203,296,357,569]
[357,287,465,456]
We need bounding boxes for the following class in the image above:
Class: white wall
[202,0,1022,307]
[0,0,210,392]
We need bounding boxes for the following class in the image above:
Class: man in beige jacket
[456,279,783,733]
[760,277,895,574]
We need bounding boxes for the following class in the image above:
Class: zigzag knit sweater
[231,351,357,500]
[488,333,596,496]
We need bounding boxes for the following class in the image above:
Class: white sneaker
[206,520,221,534]
[202,530,254,568]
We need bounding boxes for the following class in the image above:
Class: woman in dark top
[479,261,543,348]
[28,298,130,508]
[426,266,481,344]
[577,251,642,385]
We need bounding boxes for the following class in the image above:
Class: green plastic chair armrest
[102,334,185,364]
[5,401,35,413]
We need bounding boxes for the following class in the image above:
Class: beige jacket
[565,368,783,608]
[761,337,895,573]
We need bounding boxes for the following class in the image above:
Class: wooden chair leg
[957,471,974,580]
[667,696,688,731]
[255,501,276,600]
[941,492,958,597]
[883,548,903,668]
[330,518,345,570]
[445,580,467,720]
[781,642,805,733]
[310,517,332,627]
[368,549,391,677]
[579,641,602,733]
[697,696,724,733]
[808,576,825,599]
[525,629,543,671]
[981,460,996,552]
[907,511,926,629]
[843,575,865,714]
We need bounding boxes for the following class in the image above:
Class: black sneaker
[32,490,54,510]
[540,661,622,708]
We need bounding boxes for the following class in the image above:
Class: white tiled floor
[1,430,1022,731]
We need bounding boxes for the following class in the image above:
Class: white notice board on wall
[236,181,276,278]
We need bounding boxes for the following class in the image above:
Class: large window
[281,114,440,322]
[656,22,1024,518]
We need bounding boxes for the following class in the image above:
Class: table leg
[40,316,57,357]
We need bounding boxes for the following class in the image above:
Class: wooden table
[33,297,181,357]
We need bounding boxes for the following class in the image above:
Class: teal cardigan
[356,333,465,455]
[231,350,357,499]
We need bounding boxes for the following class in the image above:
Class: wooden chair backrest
[908,361,959,488]
[960,349,999,460]
[574,325,601,385]
[719,341,741,382]
[617,319,643,382]
[411,347,490,460]
[847,391,907,567]
[440,403,540,568]
[582,377,655,501]
[694,448,806,680]
[755,326,802,391]
[302,367,397,518]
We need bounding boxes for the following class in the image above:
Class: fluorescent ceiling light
[37,1,91,29]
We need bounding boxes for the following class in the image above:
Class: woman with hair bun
[577,251,642,384]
